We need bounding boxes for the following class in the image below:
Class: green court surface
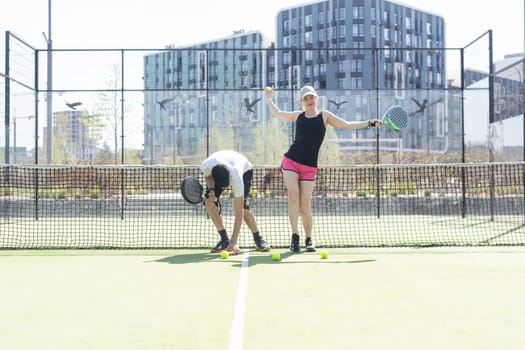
[1,247,524,350]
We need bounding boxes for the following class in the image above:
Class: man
[200,150,271,254]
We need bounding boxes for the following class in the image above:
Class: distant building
[52,110,97,163]
[143,30,267,163]
[274,0,445,90]
[143,0,446,164]
[463,53,524,157]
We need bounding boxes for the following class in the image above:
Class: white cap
[299,85,317,101]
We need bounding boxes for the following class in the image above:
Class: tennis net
[1,163,524,249]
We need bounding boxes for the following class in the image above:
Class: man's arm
[227,196,244,254]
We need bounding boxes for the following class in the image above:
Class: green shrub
[90,186,101,199]
[53,187,68,199]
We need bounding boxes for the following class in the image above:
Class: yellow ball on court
[221,251,229,259]
[265,86,272,92]
[272,252,281,261]
[320,251,328,259]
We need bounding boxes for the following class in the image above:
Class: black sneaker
[305,237,316,252]
[211,239,230,253]
[254,235,271,252]
[290,233,300,253]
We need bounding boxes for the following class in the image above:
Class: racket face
[181,177,203,204]
[382,105,408,131]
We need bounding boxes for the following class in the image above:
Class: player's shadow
[152,252,224,264]
[230,251,376,267]
[151,250,376,266]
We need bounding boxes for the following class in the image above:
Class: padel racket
[180,176,222,214]
[181,177,204,204]
[372,105,408,131]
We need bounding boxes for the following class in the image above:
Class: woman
[265,85,382,252]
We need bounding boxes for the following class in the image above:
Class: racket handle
[368,120,378,127]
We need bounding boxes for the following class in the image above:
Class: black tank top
[284,112,326,167]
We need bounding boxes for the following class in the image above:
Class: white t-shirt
[200,150,253,197]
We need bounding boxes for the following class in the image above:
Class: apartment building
[143,0,446,164]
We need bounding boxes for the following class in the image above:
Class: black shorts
[205,169,253,209]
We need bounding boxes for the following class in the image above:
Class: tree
[52,111,75,164]
[94,63,123,164]
[251,117,289,165]
[77,109,105,164]
[93,142,115,164]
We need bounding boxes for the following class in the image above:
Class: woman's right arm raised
[265,87,299,122]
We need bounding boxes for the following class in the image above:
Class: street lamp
[42,0,53,164]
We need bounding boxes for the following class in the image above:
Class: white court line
[228,236,250,350]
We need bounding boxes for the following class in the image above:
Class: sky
[0,0,523,61]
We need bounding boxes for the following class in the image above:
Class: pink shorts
[281,156,318,181]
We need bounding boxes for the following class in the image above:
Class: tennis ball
[265,86,272,92]
[271,252,281,261]
[320,251,328,259]
[220,251,229,259]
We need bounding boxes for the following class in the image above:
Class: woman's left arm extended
[324,110,381,130]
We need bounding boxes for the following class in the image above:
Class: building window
[405,50,412,63]
[384,45,390,59]
[352,24,360,36]
[351,59,362,73]
[305,31,313,44]
[353,41,364,55]
[338,7,346,20]
[351,77,363,89]
[353,6,364,19]
[305,50,313,61]
[356,95,367,108]
[340,24,346,38]
[320,63,327,75]
[284,51,292,65]
[305,65,312,78]
[305,14,312,26]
